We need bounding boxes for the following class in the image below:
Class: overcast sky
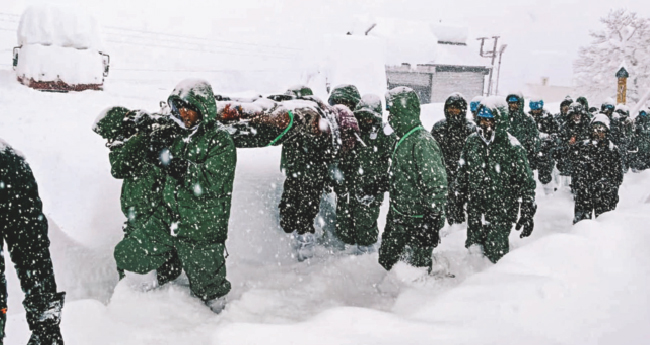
[3,0,650,93]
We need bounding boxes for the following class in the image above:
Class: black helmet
[444,93,468,113]
[560,96,574,108]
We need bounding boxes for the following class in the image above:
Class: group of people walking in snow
[92,78,648,314]
[2,77,648,344]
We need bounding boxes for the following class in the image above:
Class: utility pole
[495,44,508,96]
[477,36,500,96]
[616,64,629,105]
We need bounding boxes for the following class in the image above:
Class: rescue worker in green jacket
[452,98,537,263]
[631,109,650,171]
[113,79,236,313]
[326,84,362,248]
[378,87,447,271]
[278,89,337,259]
[94,107,182,285]
[335,94,395,253]
[506,93,541,172]
[0,140,66,345]
[432,93,476,225]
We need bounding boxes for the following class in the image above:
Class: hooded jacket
[431,93,476,184]
[328,84,361,109]
[386,87,447,217]
[455,99,536,223]
[163,80,237,243]
[350,95,395,196]
[573,126,623,193]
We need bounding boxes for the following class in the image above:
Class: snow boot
[294,232,316,261]
[124,270,159,292]
[356,244,376,255]
[205,296,227,314]
[156,251,182,286]
[428,254,455,278]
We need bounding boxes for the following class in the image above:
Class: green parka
[110,134,166,229]
[386,87,447,217]
[431,93,476,185]
[455,102,536,224]
[164,80,237,243]
[506,93,541,167]
[94,107,167,230]
[0,141,62,339]
[351,95,395,196]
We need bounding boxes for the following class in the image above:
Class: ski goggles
[529,101,544,110]
[640,110,648,117]
[470,101,480,112]
[169,98,198,119]
[477,107,494,119]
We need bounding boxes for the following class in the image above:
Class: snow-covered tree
[574,9,650,105]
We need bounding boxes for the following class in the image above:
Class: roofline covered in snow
[386,63,491,75]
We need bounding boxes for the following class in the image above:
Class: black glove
[156,148,188,180]
[516,201,536,238]
[24,292,65,345]
[416,210,444,247]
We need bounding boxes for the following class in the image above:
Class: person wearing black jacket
[572,115,624,223]
[0,140,65,345]
[529,98,561,189]
[557,102,591,180]
[431,93,475,225]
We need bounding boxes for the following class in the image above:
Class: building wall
[386,65,488,104]
[524,84,575,103]
[387,71,432,104]
[431,71,485,103]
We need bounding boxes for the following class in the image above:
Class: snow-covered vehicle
[12,5,110,92]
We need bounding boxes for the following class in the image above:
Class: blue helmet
[477,106,494,119]
[470,101,480,112]
[640,110,648,117]
[529,100,544,110]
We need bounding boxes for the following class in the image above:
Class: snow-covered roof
[17,5,104,50]
[432,41,490,67]
[366,17,487,68]
[430,24,468,45]
[369,17,438,66]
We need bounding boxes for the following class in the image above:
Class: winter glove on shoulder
[24,292,65,345]
[416,210,444,248]
[516,201,536,238]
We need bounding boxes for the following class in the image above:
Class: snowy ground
[1,68,650,344]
